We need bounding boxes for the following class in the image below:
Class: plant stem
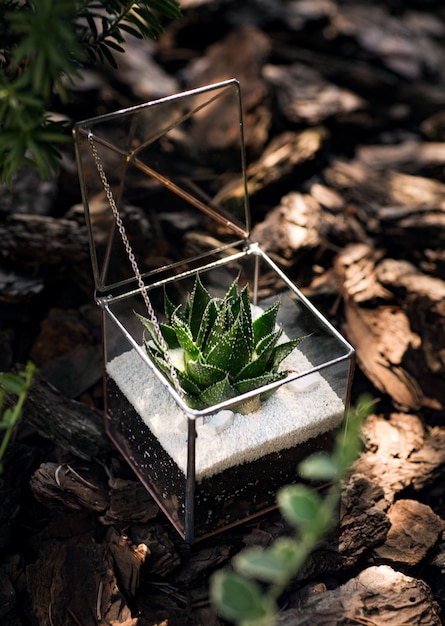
[0,362,36,473]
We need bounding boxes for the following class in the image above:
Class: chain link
[87,130,183,397]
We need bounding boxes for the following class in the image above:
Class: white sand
[106,345,345,480]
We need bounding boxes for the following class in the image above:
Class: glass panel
[73,80,250,294]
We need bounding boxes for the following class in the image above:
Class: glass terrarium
[73,79,355,543]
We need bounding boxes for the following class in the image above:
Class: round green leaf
[234,538,303,584]
[277,484,323,530]
[298,453,339,482]
[210,570,275,625]
[0,373,25,395]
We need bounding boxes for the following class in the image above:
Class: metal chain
[87,130,183,397]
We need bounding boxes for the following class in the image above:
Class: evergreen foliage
[0,0,181,185]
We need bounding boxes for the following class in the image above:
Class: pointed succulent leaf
[235,371,286,395]
[225,277,240,311]
[255,329,282,357]
[176,369,203,396]
[159,323,181,350]
[233,333,280,382]
[270,336,307,370]
[163,289,177,324]
[252,301,280,345]
[136,312,178,351]
[137,274,306,413]
[240,284,253,346]
[198,375,238,408]
[188,274,212,340]
[206,313,252,373]
[171,311,199,359]
[135,311,160,348]
[147,345,201,395]
[204,300,232,353]
[186,359,226,388]
[196,299,218,349]
[143,346,200,394]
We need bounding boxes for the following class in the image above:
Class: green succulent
[136,275,305,414]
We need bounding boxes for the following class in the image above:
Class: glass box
[73,80,355,542]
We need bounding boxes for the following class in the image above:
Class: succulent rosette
[137,275,305,413]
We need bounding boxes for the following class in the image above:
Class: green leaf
[252,302,280,345]
[270,335,307,370]
[188,274,212,340]
[298,452,340,482]
[118,22,144,39]
[277,484,326,533]
[198,375,237,408]
[196,299,218,349]
[0,373,25,395]
[147,0,182,20]
[206,313,252,373]
[145,347,201,395]
[159,323,180,350]
[163,289,178,324]
[205,300,230,352]
[2,407,21,428]
[235,371,286,395]
[225,277,240,312]
[234,538,305,584]
[234,331,281,382]
[171,312,199,359]
[333,393,373,470]
[210,571,276,625]
[186,359,226,388]
[136,312,178,351]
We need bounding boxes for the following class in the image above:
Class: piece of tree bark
[0,214,89,266]
[215,128,329,210]
[263,62,365,125]
[0,268,45,304]
[278,565,441,625]
[357,140,445,171]
[181,25,271,155]
[251,192,322,268]
[100,478,160,525]
[128,523,181,577]
[335,244,424,410]
[374,499,445,566]
[337,473,390,568]
[323,161,445,237]
[377,205,445,250]
[376,258,445,377]
[106,528,148,597]
[354,412,445,500]
[297,473,390,581]
[23,372,113,461]
[26,538,133,626]
[30,461,110,513]
[171,545,232,587]
[336,246,445,412]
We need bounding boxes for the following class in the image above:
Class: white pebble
[203,410,234,434]
[288,372,320,393]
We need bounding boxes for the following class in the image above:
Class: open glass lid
[73,79,250,297]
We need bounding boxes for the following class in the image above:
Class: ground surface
[2,1,445,624]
